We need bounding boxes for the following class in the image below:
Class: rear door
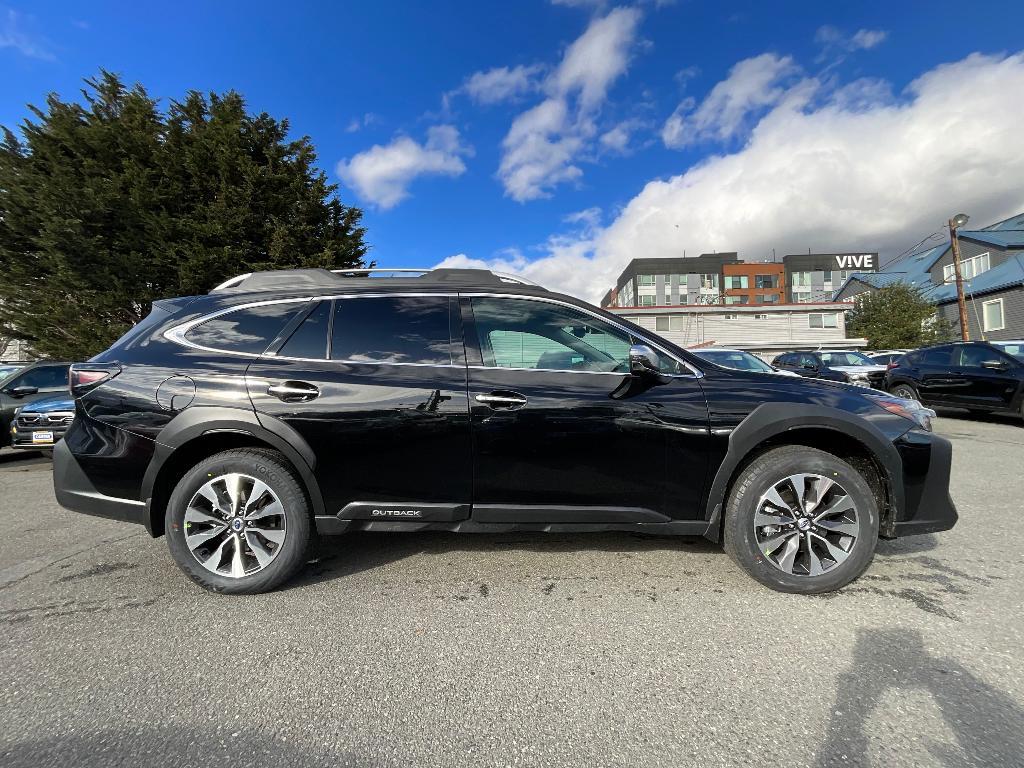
[911,345,959,404]
[462,295,709,523]
[246,294,472,520]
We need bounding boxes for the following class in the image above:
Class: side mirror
[5,385,38,398]
[629,344,661,376]
[981,359,1008,371]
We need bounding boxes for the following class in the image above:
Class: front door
[950,344,1019,410]
[246,295,472,521]
[462,295,709,523]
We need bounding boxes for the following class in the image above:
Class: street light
[948,213,971,341]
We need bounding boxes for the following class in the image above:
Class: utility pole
[948,214,971,341]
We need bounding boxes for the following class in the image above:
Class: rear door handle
[475,391,528,410]
[267,381,320,402]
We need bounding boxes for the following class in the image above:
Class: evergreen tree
[846,284,955,350]
[0,71,367,359]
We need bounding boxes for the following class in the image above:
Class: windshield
[697,350,774,373]
[819,351,874,367]
[991,341,1024,362]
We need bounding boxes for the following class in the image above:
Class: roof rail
[330,267,541,287]
[210,266,542,293]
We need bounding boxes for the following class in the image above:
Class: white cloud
[499,7,642,201]
[816,25,889,58]
[851,29,888,50]
[337,125,472,209]
[460,64,543,105]
[345,113,379,133]
[662,53,799,148]
[453,52,1024,304]
[599,118,646,154]
[0,8,54,60]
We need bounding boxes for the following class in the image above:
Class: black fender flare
[703,402,905,529]
[141,406,325,519]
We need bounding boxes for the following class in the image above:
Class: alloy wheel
[892,385,917,401]
[753,473,860,577]
[183,473,287,578]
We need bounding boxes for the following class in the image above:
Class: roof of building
[958,229,1024,249]
[929,253,1024,304]
[981,212,1024,231]
[834,242,947,296]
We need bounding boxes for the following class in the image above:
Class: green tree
[0,71,367,360]
[846,284,955,350]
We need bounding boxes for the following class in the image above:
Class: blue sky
[3,1,1023,300]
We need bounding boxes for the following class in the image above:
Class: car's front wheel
[165,448,311,594]
[723,445,879,594]
[890,383,919,401]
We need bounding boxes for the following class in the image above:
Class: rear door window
[185,302,302,355]
[330,296,452,365]
[278,301,331,359]
[921,347,952,366]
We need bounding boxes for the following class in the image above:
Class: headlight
[864,392,935,432]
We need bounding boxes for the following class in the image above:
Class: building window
[944,252,991,283]
[670,315,685,331]
[755,274,778,289]
[723,314,738,320]
[637,274,655,286]
[792,271,812,288]
[700,273,719,290]
[755,294,780,304]
[808,313,838,329]
[723,296,749,305]
[982,298,1005,331]
[725,275,749,289]
[639,295,655,306]
[664,294,671,305]
[656,316,670,331]
[753,314,768,320]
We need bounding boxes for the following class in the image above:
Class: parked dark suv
[54,268,956,595]
[886,341,1024,418]
[771,350,887,389]
[0,360,72,448]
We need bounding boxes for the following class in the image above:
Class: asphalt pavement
[2,412,1023,767]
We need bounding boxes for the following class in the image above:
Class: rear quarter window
[184,303,302,355]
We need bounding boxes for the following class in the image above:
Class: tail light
[69,363,121,397]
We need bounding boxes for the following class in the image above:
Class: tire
[723,445,879,594]
[890,383,919,402]
[165,448,311,594]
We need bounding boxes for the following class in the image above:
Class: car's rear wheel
[723,445,879,594]
[890,383,919,401]
[165,448,311,594]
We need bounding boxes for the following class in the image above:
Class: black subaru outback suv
[54,268,956,595]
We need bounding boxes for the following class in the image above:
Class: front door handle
[475,391,528,410]
[267,381,320,402]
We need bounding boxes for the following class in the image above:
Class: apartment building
[782,252,878,303]
[721,262,785,305]
[834,211,1024,340]
[604,253,740,308]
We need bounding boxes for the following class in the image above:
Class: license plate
[32,431,54,444]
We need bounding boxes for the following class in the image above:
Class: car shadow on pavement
[0,727,365,768]
[816,627,1024,767]
[286,531,721,590]
[935,408,1021,427]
